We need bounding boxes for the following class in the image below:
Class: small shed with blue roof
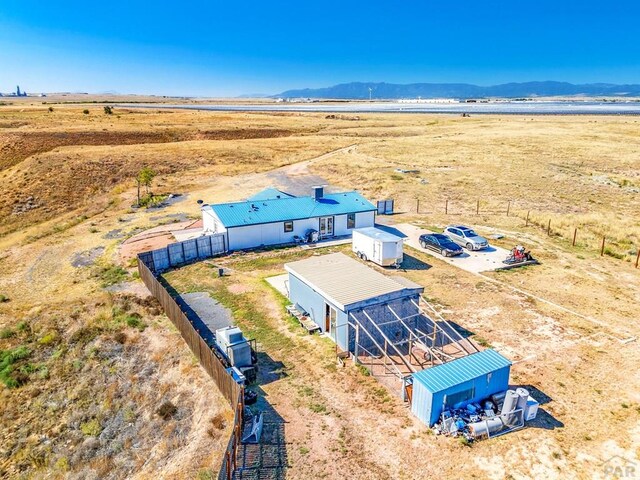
[202,186,376,251]
[410,349,512,426]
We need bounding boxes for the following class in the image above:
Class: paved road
[386,223,511,274]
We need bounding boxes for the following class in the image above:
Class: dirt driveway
[388,223,512,273]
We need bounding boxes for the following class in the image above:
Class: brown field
[0,100,639,479]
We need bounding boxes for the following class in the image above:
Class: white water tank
[515,387,529,412]
[501,390,518,415]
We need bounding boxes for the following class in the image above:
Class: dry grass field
[0,99,639,479]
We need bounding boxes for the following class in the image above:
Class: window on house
[347,213,356,229]
[284,221,294,233]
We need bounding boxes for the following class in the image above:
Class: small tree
[103,105,113,115]
[83,109,89,115]
[135,167,156,206]
[48,106,54,112]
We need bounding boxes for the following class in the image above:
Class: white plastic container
[352,227,404,267]
[524,396,539,421]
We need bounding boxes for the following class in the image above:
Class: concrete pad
[172,227,205,242]
[179,292,233,339]
[300,236,352,250]
[266,274,290,298]
[392,223,512,274]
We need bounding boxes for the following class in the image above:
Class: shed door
[405,383,413,404]
[325,303,337,338]
[373,241,381,262]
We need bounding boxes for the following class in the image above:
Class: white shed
[352,227,404,267]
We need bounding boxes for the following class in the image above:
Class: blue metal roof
[246,188,294,201]
[208,191,376,228]
[412,349,511,394]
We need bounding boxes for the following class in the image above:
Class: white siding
[357,211,375,229]
[223,210,375,251]
[202,209,227,234]
[333,212,373,236]
[227,218,318,250]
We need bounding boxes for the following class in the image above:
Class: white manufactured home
[201,186,376,251]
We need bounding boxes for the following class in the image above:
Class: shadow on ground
[514,384,564,431]
[236,352,289,480]
[399,252,432,271]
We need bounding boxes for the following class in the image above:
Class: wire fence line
[397,198,639,267]
[137,256,245,480]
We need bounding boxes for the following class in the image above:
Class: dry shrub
[211,413,226,430]
[113,331,127,344]
[156,400,177,420]
[207,413,227,438]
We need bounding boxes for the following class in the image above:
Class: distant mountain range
[275,81,640,99]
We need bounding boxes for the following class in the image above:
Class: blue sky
[1,1,639,96]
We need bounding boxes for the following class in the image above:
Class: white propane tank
[501,390,518,415]
[515,387,529,412]
[469,417,504,439]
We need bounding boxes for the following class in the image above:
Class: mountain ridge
[276,81,640,99]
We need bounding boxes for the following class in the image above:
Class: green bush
[95,264,129,287]
[0,328,15,339]
[0,346,32,388]
[604,247,625,260]
[80,419,102,436]
[83,109,89,115]
[0,294,9,303]
[38,331,58,345]
[125,315,146,331]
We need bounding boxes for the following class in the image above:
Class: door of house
[319,216,334,238]
[325,303,337,338]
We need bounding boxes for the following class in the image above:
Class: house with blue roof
[202,186,376,251]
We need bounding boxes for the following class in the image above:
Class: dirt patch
[227,283,252,295]
[103,229,124,239]
[0,128,299,170]
[105,281,153,298]
[70,246,105,267]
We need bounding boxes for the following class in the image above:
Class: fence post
[572,228,577,247]
[506,201,511,217]
[226,451,232,480]
[636,249,640,268]
[547,219,551,236]
[476,199,479,215]
[445,199,448,214]
[417,198,420,214]
[526,211,530,227]
[601,236,606,256]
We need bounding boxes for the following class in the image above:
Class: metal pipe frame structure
[345,295,479,383]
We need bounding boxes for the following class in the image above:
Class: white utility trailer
[352,227,404,267]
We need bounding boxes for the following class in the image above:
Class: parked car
[419,233,463,257]
[444,225,489,251]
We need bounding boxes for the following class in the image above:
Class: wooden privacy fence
[137,256,245,479]
[138,233,227,274]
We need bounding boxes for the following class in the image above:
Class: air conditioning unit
[215,326,252,368]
